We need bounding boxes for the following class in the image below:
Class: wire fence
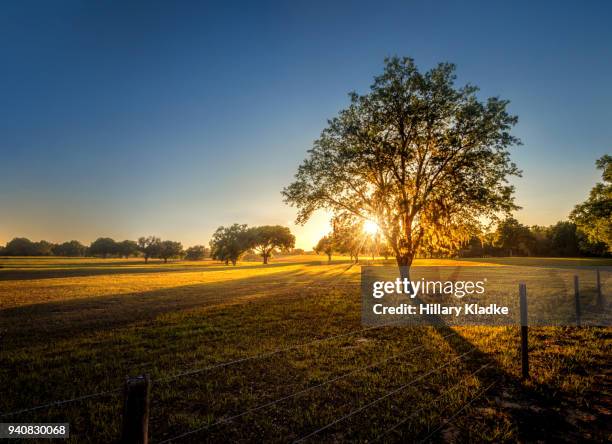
[0,265,356,418]
[4,266,602,442]
[373,362,493,442]
[0,388,122,419]
[156,331,459,444]
[291,347,480,443]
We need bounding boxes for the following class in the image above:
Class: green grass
[0,256,610,443]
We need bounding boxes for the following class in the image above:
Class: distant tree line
[458,219,608,258]
[0,225,299,266]
[462,155,611,258]
[0,236,210,263]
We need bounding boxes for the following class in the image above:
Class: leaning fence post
[574,275,581,327]
[121,375,151,444]
[596,269,602,309]
[519,283,529,379]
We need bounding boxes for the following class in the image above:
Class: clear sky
[1,0,610,249]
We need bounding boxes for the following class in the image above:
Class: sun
[363,220,379,235]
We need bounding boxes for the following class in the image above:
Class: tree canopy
[209,224,251,265]
[571,155,612,252]
[185,245,207,260]
[89,237,118,258]
[137,236,162,263]
[314,235,335,262]
[283,57,520,270]
[158,240,183,263]
[53,240,87,257]
[248,225,295,264]
[117,240,139,258]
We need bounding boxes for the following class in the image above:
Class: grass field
[0,256,610,443]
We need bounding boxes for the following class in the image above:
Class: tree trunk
[231,259,237,266]
[164,258,167,263]
[327,252,332,262]
[263,253,268,264]
[144,256,149,264]
[396,253,413,280]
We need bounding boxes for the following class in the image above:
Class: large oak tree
[283,57,521,274]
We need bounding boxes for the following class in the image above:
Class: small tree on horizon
[209,224,251,265]
[333,217,365,263]
[89,237,118,258]
[185,245,207,260]
[53,240,87,257]
[494,218,534,257]
[137,236,161,263]
[314,235,335,262]
[158,240,183,263]
[117,240,139,258]
[248,225,295,264]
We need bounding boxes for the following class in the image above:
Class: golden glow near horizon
[363,220,379,235]
[290,211,333,250]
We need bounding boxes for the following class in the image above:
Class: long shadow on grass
[400,267,587,443]
[0,263,594,442]
[0,265,354,349]
[0,261,325,281]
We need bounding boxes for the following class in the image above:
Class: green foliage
[494,218,535,257]
[459,219,608,258]
[89,237,118,258]
[209,224,251,265]
[570,155,612,252]
[3,238,58,256]
[137,236,162,263]
[314,235,335,261]
[185,245,207,260]
[117,240,139,258]
[158,240,183,263]
[52,240,87,257]
[283,57,521,267]
[332,217,365,263]
[248,225,295,264]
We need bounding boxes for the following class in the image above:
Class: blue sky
[1,0,610,248]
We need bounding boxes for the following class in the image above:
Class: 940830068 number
[0,423,69,439]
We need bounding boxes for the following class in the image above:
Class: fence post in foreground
[519,283,529,379]
[121,375,150,444]
[596,269,603,308]
[574,275,582,327]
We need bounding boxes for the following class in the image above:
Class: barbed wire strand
[157,316,415,384]
[155,331,457,443]
[291,347,477,443]
[0,387,121,418]
[417,379,498,444]
[157,262,401,384]
[373,363,493,442]
[1,265,355,416]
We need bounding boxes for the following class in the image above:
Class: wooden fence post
[519,283,529,379]
[574,275,581,327]
[596,269,602,309]
[121,375,150,444]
